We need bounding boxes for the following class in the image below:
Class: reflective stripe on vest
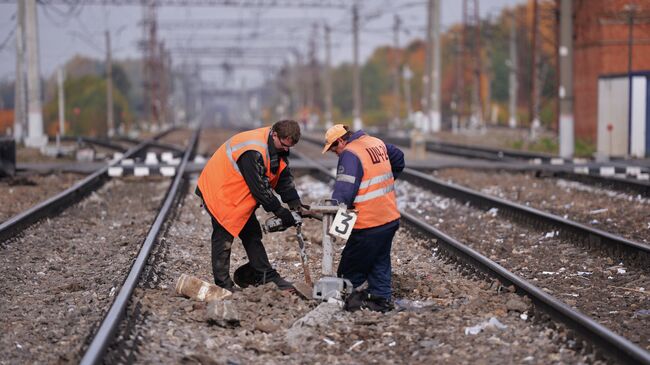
[225,139,269,173]
[354,183,395,203]
[343,135,400,229]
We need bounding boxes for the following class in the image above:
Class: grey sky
[0,0,525,86]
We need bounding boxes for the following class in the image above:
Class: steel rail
[0,129,177,244]
[291,149,650,365]
[374,134,552,161]
[79,127,200,365]
[58,136,128,153]
[551,170,650,197]
[115,136,185,154]
[402,168,650,263]
[298,136,649,254]
[368,133,650,195]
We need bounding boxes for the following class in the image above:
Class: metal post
[403,66,413,124]
[24,0,47,148]
[529,0,539,134]
[352,2,362,130]
[105,31,115,138]
[431,0,441,132]
[625,3,637,156]
[423,0,433,133]
[322,213,334,276]
[471,0,483,130]
[13,0,26,143]
[559,0,574,157]
[323,23,333,128]
[508,10,518,128]
[57,67,65,149]
[392,15,401,127]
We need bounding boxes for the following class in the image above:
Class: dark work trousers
[209,212,274,289]
[337,220,399,300]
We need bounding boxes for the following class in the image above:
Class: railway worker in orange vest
[196,120,308,292]
[322,124,404,312]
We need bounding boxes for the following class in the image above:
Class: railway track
[353,133,650,197]
[0,129,179,243]
[292,149,650,364]
[3,127,649,363]
[0,129,192,364]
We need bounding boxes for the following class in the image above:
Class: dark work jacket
[235,133,299,213]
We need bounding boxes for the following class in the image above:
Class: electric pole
[323,23,333,128]
[352,2,362,130]
[470,0,483,130]
[105,30,115,138]
[403,66,413,124]
[529,0,540,136]
[431,0,441,132]
[13,0,26,143]
[508,10,518,128]
[423,0,433,132]
[57,67,65,148]
[625,3,637,157]
[558,0,574,157]
[24,0,47,148]
[392,14,401,127]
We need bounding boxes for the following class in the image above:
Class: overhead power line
[8,0,349,8]
[152,17,325,29]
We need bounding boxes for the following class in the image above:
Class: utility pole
[470,0,483,130]
[508,10,518,128]
[13,0,26,143]
[291,50,303,117]
[24,0,47,148]
[624,3,637,157]
[529,0,540,136]
[423,0,433,132]
[558,0,574,157]
[352,2,362,130]
[306,23,318,114]
[452,33,461,133]
[403,66,413,124]
[105,30,115,138]
[57,67,65,149]
[392,14,401,127]
[431,0,441,132]
[323,23,333,128]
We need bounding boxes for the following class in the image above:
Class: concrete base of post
[24,113,47,149]
[559,114,574,158]
[353,117,363,131]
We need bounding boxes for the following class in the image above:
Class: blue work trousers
[337,220,399,300]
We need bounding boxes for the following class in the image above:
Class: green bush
[574,138,596,158]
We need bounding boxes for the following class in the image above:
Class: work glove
[288,199,310,212]
[274,206,297,228]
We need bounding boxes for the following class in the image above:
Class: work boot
[256,269,294,290]
[216,277,241,293]
[345,290,393,313]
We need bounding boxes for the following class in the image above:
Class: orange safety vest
[197,127,287,236]
[343,135,400,229]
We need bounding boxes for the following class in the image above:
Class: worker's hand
[274,207,297,228]
[288,199,310,212]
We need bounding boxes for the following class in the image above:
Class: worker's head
[271,119,301,152]
[322,124,352,155]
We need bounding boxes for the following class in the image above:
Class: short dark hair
[272,120,301,144]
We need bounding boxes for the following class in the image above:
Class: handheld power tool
[263,211,313,297]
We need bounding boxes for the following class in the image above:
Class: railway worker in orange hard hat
[196,120,309,292]
[322,124,405,312]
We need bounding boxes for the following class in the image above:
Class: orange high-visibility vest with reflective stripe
[197,127,286,236]
[343,135,400,229]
